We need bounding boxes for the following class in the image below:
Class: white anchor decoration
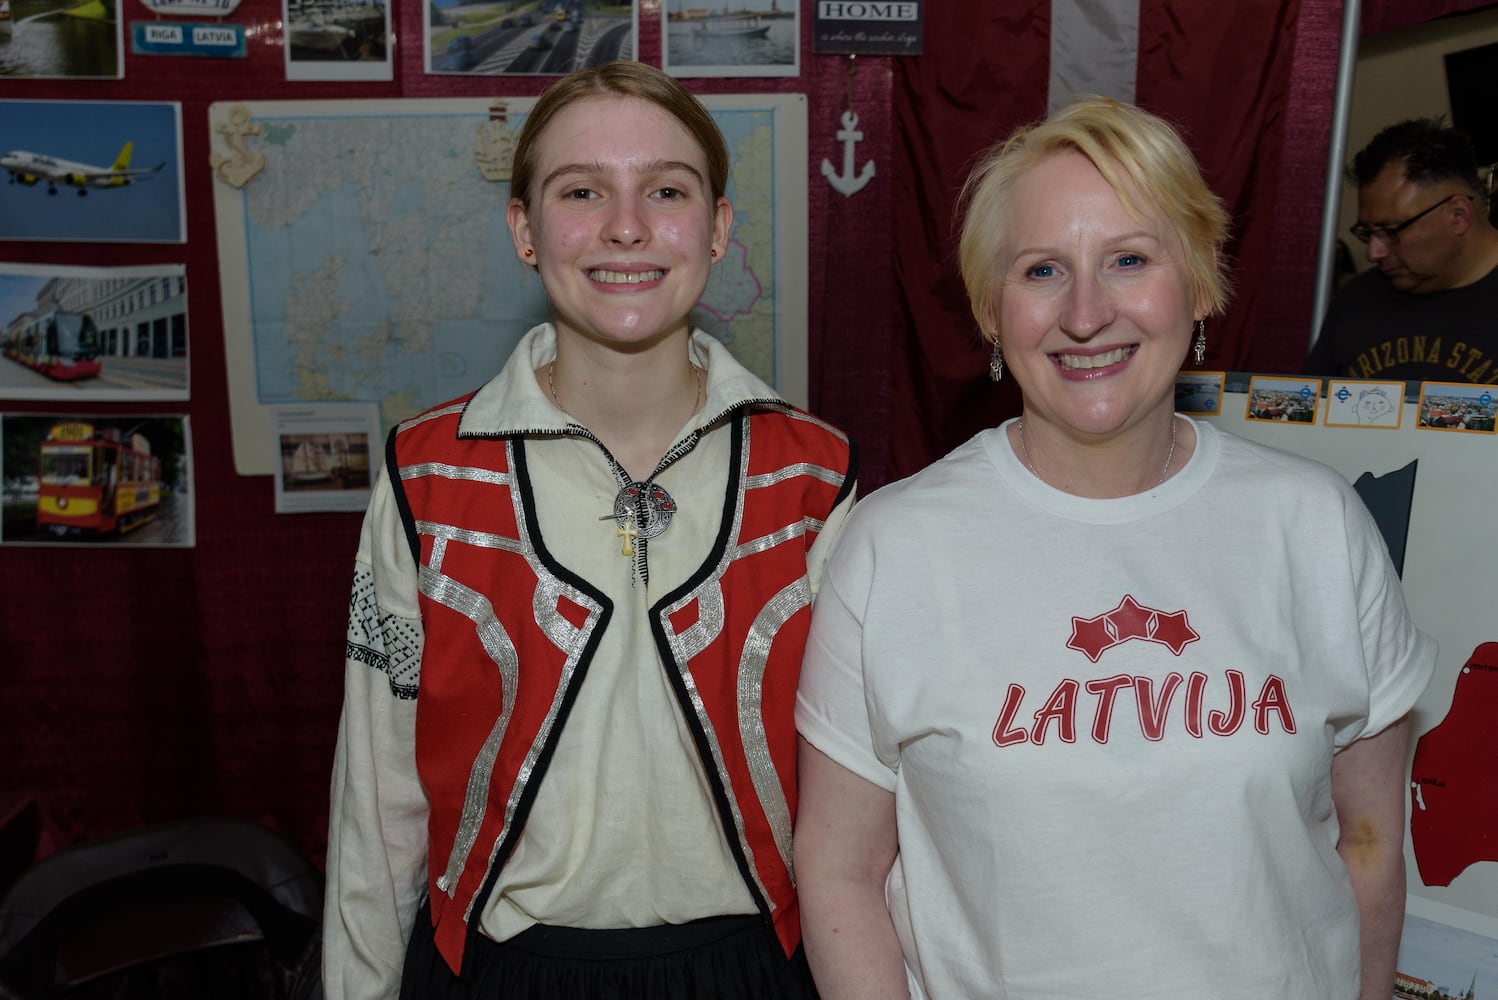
[822,56,875,197]
[822,109,875,197]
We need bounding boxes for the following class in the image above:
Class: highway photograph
[427,0,634,76]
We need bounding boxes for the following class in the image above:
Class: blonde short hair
[956,96,1231,338]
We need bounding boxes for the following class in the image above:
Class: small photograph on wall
[0,262,190,402]
[427,0,638,76]
[663,0,798,78]
[1323,379,1404,428]
[271,402,380,513]
[0,413,194,547]
[1417,380,1497,433]
[1396,895,1498,999]
[1244,374,1319,425]
[1173,371,1224,415]
[285,0,391,80]
[0,0,124,78]
[0,100,186,244]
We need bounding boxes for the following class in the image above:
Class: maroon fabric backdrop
[4,0,1488,881]
[0,2,895,875]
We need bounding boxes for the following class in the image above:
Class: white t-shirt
[796,417,1435,1000]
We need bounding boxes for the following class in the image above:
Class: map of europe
[211,96,808,475]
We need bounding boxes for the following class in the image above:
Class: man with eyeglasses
[1304,118,1498,385]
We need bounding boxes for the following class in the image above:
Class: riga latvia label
[132,18,246,56]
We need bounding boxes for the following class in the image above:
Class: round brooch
[612,481,676,540]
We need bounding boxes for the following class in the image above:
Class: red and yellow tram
[36,421,162,535]
[2,309,102,381]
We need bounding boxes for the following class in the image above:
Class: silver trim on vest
[659,416,827,912]
[419,566,520,897]
[402,401,467,431]
[780,406,850,444]
[738,577,811,878]
[407,443,602,906]
[418,521,527,564]
[671,579,724,661]
[736,517,820,559]
[744,461,844,490]
[403,461,513,486]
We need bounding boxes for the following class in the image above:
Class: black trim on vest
[458,435,616,980]
[387,425,423,567]
[659,412,749,610]
[647,413,774,923]
[834,437,859,510]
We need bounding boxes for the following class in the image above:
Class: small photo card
[285,0,391,81]
[0,261,190,401]
[271,403,381,513]
[1396,895,1498,998]
[0,100,186,244]
[1,413,194,547]
[0,0,123,77]
[1244,375,1320,425]
[1173,370,1224,415]
[1323,380,1405,429]
[663,0,799,78]
[1417,381,1497,434]
[427,1,639,77]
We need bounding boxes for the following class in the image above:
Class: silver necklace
[548,359,705,573]
[1014,416,1177,490]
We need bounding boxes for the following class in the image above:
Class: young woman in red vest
[324,60,856,1000]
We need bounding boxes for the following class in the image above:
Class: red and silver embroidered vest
[390,401,855,975]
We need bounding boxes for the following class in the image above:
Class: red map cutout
[1409,642,1498,887]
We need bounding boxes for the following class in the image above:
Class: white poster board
[1206,375,1497,944]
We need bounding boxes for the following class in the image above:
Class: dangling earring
[1193,319,1207,365]
[988,337,1004,382]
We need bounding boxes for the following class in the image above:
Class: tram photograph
[1,414,194,546]
[0,264,191,400]
[1,307,102,381]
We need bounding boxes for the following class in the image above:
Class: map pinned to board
[210,96,809,476]
[1411,642,1498,888]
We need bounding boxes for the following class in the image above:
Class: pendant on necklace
[608,481,676,557]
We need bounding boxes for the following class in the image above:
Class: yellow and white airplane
[1,142,165,196]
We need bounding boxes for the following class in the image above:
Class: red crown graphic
[1066,594,1199,663]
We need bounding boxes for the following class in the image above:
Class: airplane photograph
[1,142,165,197]
[0,99,184,243]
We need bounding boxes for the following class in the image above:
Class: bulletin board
[1208,376,1498,942]
[0,0,894,883]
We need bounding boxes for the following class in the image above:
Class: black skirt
[400,901,819,1000]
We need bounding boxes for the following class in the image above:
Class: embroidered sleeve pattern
[347,564,424,700]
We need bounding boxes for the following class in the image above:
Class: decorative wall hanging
[821,55,875,197]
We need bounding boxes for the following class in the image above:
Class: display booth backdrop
[0,0,897,872]
[2,0,1491,890]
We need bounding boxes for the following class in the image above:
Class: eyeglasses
[1349,194,1457,245]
